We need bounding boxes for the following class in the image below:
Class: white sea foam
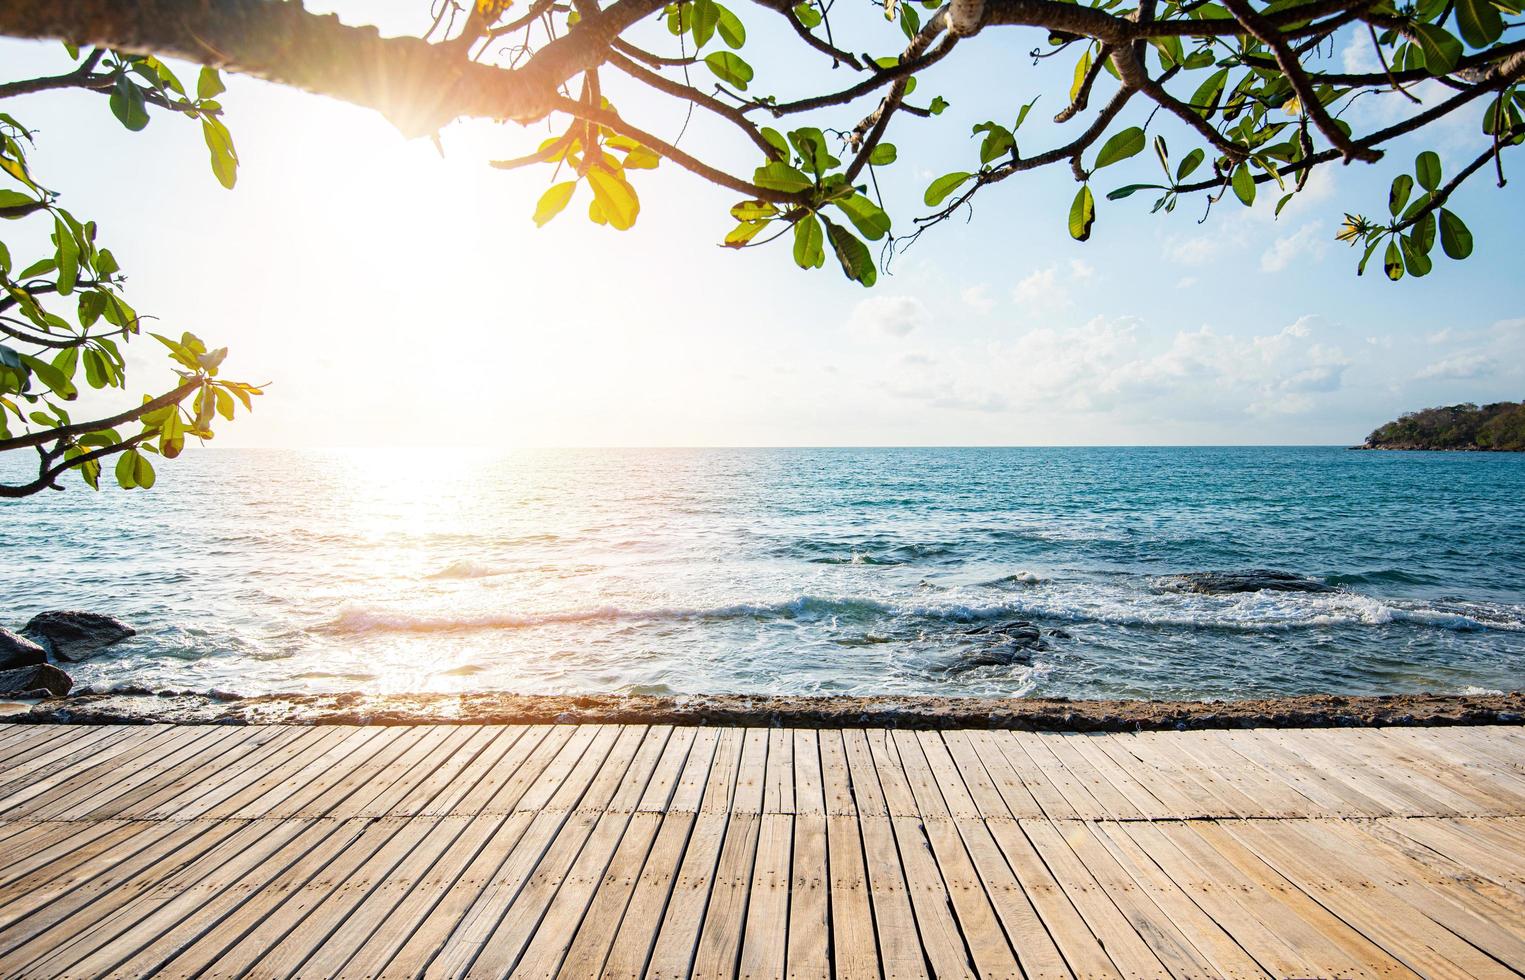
[320,586,1525,636]
[425,559,512,580]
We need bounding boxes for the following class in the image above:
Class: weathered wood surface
[0,722,1522,978]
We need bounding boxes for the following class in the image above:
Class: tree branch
[0,378,199,454]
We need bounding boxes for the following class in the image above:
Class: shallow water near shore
[3,446,1523,702]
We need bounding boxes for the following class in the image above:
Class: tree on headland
[1365,401,1525,449]
[1,0,1522,495]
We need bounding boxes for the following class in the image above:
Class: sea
[2,446,1522,702]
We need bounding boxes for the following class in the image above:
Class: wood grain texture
[0,722,1519,978]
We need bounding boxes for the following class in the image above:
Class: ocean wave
[985,571,1045,586]
[1323,568,1442,587]
[426,559,513,580]
[318,589,1525,637]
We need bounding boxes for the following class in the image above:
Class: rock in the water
[1158,569,1336,595]
[0,627,47,670]
[24,611,135,662]
[0,663,72,698]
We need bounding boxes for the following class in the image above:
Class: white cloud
[848,295,930,339]
[1175,276,1198,289]
[883,314,1353,421]
[1416,352,1492,380]
[1426,329,1452,344]
[1011,260,1098,314]
[960,284,995,314]
[1012,266,1063,308]
[1261,222,1328,272]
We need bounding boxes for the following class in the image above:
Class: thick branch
[0,431,152,498]
[0,378,199,454]
[0,0,590,133]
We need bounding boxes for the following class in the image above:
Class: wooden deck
[0,723,1522,978]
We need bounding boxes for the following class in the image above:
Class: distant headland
[1360,401,1525,451]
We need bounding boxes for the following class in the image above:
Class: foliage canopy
[1,0,1522,493]
[1,47,260,498]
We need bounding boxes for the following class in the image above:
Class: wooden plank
[1087,821,1268,978]
[421,724,626,978]
[866,729,971,979]
[73,818,356,978]
[1173,821,1418,980]
[1020,819,1172,979]
[841,729,924,980]
[785,729,830,980]
[1222,819,1498,979]
[1115,821,1320,979]
[592,731,722,980]
[821,730,882,980]
[642,727,744,979]
[691,728,769,978]
[918,732,1070,980]
[467,726,668,978]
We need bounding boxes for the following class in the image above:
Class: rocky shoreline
[2,688,1520,731]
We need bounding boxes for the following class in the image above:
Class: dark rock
[0,663,72,698]
[0,627,47,670]
[1049,628,1073,640]
[1158,569,1336,595]
[24,611,135,662]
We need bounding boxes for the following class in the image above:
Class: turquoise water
[2,446,1522,700]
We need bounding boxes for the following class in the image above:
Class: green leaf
[731,199,778,221]
[1454,0,1503,47]
[201,116,238,189]
[793,1,822,27]
[868,143,897,166]
[923,171,971,207]
[1388,173,1413,216]
[705,51,754,90]
[724,220,767,247]
[533,181,577,226]
[1231,163,1256,206]
[1068,184,1096,241]
[928,95,949,115]
[1107,183,1166,200]
[822,216,876,286]
[1176,147,1205,181]
[761,127,789,160]
[715,3,746,47]
[134,451,156,489]
[115,449,139,489]
[197,66,226,100]
[109,75,150,131]
[833,193,891,241]
[792,213,825,269]
[1438,207,1473,258]
[1415,150,1442,191]
[1191,68,1229,118]
[1070,48,1093,104]
[586,168,640,230]
[1412,23,1462,73]
[1411,210,1437,254]
[54,218,79,295]
[692,0,718,47]
[1384,238,1404,280]
[18,353,74,399]
[1400,234,1433,277]
[1093,126,1146,170]
[753,161,814,193]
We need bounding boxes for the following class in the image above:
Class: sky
[1,1,1521,447]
